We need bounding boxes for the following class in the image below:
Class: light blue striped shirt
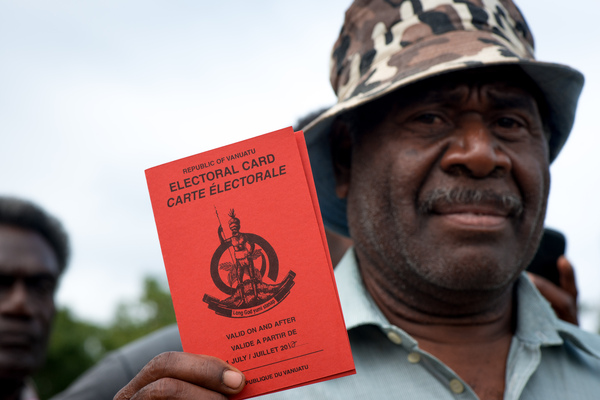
[263,249,600,399]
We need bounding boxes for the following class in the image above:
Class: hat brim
[305,56,583,237]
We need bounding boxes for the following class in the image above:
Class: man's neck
[358,256,517,400]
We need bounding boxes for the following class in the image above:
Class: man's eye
[0,275,15,290]
[27,276,57,295]
[414,113,441,124]
[496,117,523,129]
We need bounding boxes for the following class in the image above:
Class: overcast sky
[1,0,599,331]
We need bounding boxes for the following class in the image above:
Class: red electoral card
[145,127,355,398]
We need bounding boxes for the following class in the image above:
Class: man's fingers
[557,255,578,301]
[125,378,232,400]
[114,352,245,400]
[528,268,578,326]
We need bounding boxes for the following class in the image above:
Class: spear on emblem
[215,206,236,268]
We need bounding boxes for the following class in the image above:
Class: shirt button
[449,379,465,394]
[407,352,421,363]
[387,331,402,345]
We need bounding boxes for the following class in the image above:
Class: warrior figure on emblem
[218,209,261,302]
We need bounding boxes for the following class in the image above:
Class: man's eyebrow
[27,272,57,280]
[486,90,538,113]
[0,272,57,280]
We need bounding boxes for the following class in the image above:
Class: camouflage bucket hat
[304,0,584,237]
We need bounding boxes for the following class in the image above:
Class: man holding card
[113,0,600,398]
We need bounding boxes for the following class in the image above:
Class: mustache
[418,188,523,218]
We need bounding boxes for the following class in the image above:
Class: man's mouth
[0,330,37,348]
[436,211,508,228]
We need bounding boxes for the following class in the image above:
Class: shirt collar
[515,273,600,358]
[513,272,563,345]
[335,247,600,358]
[334,248,388,330]
[20,378,40,400]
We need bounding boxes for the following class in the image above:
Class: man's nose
[440,117,511,178]
[0,280,34,317]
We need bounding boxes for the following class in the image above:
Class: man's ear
[330,118,353,199]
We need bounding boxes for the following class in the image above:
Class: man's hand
[114,352,245,400]
[528,256,579,325]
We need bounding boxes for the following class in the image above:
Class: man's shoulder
[519,322,600,398]
[117,323,183,360]
[556,320,600,358]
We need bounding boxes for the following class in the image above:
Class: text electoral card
[145,127,355,399]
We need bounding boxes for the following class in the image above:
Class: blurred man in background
[0,197,69,400]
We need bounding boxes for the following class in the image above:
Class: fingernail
[223,369,243,389]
